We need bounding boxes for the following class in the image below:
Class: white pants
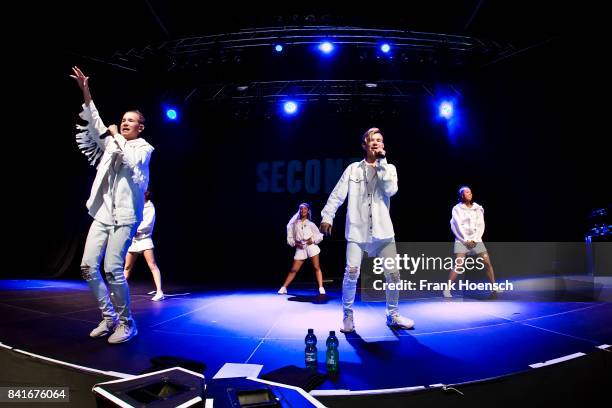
[81,220,138,326]
[343,239,400,316]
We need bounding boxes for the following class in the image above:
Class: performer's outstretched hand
[70,66,89,89]
[320,222,332,236]
[70,66,92,105]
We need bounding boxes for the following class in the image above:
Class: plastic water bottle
[326,330,339,373]
[305,329,317,369]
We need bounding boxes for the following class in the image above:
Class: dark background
[7,1,608,285]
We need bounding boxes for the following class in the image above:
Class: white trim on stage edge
[529,352,587,368]
[2,340,607,400]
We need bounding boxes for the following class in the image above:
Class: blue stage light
[438,101,454,120]
[166,108,178,121]
[318,42,334,54]
[283,101,298,115]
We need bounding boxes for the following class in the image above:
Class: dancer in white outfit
[444,186,498,298]
[124,191,164,301]
[278,203,326,295]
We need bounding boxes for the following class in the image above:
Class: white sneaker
[387,314,415,329]
[277,287,287,295]
[89,319,118,338]
[340,310,355,333]
[319,287,326,295]
[443,289,453,298]
[108,322,138,344]
[151,292,165,301]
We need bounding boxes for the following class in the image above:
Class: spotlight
[283,101,298,115]
[318,42,334,54]
[165,108,178,121]
[438,101,454,120]
[433,95,463,140]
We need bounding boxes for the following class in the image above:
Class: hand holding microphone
[107,124,119,136]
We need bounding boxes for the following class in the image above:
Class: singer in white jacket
[72,66,153,344]
[444,186,498,298]
[320,128,414,333]
[124,192,164,301]
[278,203,326,295]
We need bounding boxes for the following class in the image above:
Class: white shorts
[294,244,321,260]
[454,241,487,256]
[128,238,154,253]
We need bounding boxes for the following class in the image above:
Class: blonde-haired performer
[71,66,153,344]
[320,127,414,333]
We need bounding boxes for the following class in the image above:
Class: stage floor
[1,279,610,392]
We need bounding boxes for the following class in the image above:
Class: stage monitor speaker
[93,367,205,407]
[206,377,325,408]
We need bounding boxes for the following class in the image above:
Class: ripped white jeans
[81,220,138,326]
[343,239,400,317]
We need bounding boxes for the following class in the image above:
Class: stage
[1,279,610,394]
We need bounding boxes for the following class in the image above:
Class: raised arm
[70,66,92,106]
[72,66,110,165]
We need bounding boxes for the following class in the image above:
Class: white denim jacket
[322,158,398,243]
[76,101,154,226]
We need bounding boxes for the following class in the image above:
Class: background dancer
[444,186,498,298]
[124,190,164,301]
[279,203,326,295]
